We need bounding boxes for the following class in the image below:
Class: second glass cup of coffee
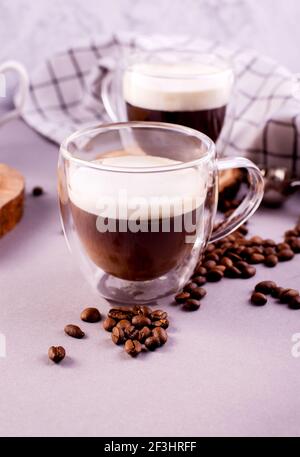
[58,122,264,304]
[102,51,234,142]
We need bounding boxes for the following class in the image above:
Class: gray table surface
[1,118,300,437]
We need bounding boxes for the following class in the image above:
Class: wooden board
[0,164,25,237]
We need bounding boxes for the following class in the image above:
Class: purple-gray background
[1,0,300,437]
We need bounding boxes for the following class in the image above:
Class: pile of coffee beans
[103,306,169,357]
[251,280,300,309]
[175,219,300,310]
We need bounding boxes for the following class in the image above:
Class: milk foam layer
[69,155,208,219]
[123,62,233,112]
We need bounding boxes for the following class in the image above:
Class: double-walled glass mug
[58,122,264,303]
[101,51,234,143]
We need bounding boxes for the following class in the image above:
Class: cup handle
[101,72,119,122]
[0,60,29,127]
[209,156,264,243]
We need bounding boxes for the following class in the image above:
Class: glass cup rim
[60,121,216,173]
[124,50,233,80]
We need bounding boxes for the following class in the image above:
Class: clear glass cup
[101,50,234,144]
[58,121,264,304]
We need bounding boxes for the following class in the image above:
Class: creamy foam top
[69,155,208,219]
[123,62,233,112]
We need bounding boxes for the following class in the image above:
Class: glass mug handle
[0,60,29,127]
[210,156,264,243]
[101,72,120,122]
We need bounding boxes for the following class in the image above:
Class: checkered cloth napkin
[22,32,300,177]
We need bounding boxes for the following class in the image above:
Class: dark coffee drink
[67,155,206,281]
[123,62,233,141]
[125,102,226,142]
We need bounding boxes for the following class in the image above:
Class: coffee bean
[32,186,44,197]
[175,291,190,303]
[190,287,207,300]
[124,325,139,340]
[263,239,276,247]
[124,339,142,357]
[140,305,152,316]
[195,266,207,276]
[183,282,198,293]
[255,281,277,295]
[192,275,207,286]
[250,236,264,245]
[152,318,169,329]
[278,249,294,261]
[279,289,299,304]
[214,265,226,273]
[203,260,217,270]
[182,299,201,311]
[277,242,290,251]
[251,292,267,306]
[285,229,298,238]
[64,324,85,339]
[144,336,160,351]
[152,327,168,345]
[48,346,65,363]
[103,317,116,332]
[289,296,300,310]
[227,252,242,262]
[138,326,152,343]
[206,268,224,282]
[205,253,219,262]
[131,315,151,329]
[80,307,101,323]
[111,327,125,345]
[249,253,265,264]
[224,266,241,278]
[264,254,278,267]
[108,309,133,321]
[240,266,256,279]
[220,257,233,268]
[116,319,131,331]
[150,310,168,321]
[264,247,276,256]
[287,238,300,253]
[271,286,286,299]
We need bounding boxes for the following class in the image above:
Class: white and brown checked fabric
[21,33,300,177]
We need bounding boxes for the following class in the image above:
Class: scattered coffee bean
[152,318,169,329]
[183,282,198,293]
[152,327,168,345]
[279,289,299,304]
[132,315,152,329]
[249,253,265,264]
[255,281,277,295]
[192,276,207,286]
[103,317,116,332]
[124,339,142,357]
[264,254,278,267]
[150,310,168,321]
[203,260,217,270]
[175,291,191,304]
[108,309,133,321]
[111,327,125,345]
[80,307,101,323]
[144,336,160,351]
[224,266,241,278]
[271,286,286,299]
[206,268,224,282]
[195,266,207,276]
[190,287,207,300]
[64,324,85,339]
[48,346,65,363]
[140,305,152,316]
[277,242,290,251]
[116,319,131,331]
[182,299,201,311]
[124,325,140,340]
[32,186,44,197]
[263,239,276,247]
[220,257,233,268]
[240,265,256,279]
[264,247,276,256]
[251,292,267,306]
[289,296,300,310]
[288,238,300,253]
[278,249,294,261]
[139,326,152,343]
